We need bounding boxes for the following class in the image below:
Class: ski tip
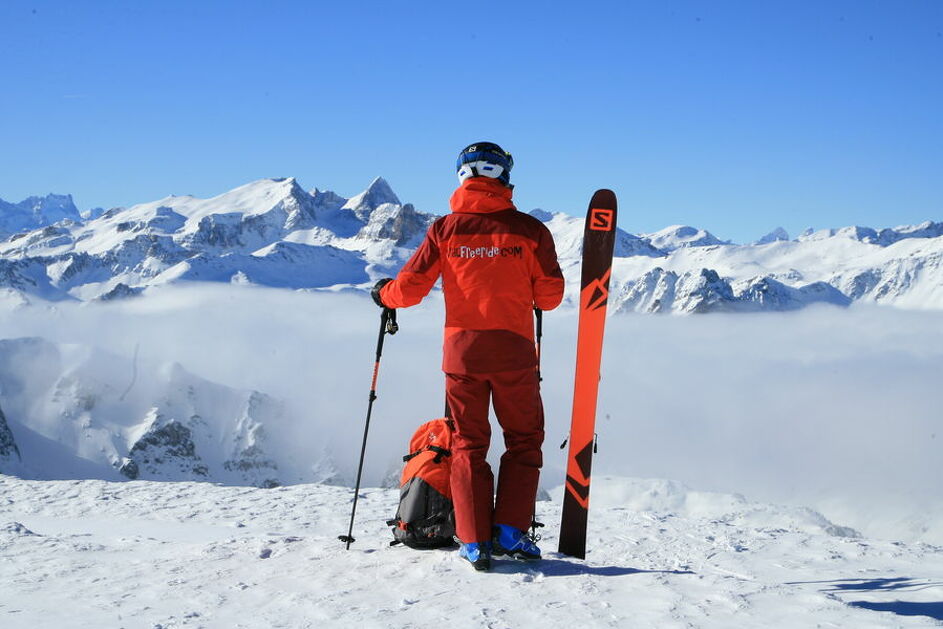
[589,189,617,210]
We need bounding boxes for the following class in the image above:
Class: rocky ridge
[0,403,20,470]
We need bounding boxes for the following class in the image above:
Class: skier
[372,142,565,571]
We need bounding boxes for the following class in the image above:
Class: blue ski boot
[458,541,492,571]
[492,524,541,560]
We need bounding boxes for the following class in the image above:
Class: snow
[640,224,729,251]
[1,475,941,628]
[754,227,790,245]
[123,178,305,232]
[341,176,401,213]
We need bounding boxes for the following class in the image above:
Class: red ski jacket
[379,177,565,374]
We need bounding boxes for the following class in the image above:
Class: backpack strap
[403,445,452,463]
[429,446,451,463]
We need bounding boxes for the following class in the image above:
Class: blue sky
[1,1,940,242]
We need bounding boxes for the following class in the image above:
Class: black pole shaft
[340,308,394,549]
[535,308,543,382]
[532,308,544,536]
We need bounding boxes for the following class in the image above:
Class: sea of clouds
[2,284,941,542]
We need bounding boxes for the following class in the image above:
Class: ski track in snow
[2,476,942,628]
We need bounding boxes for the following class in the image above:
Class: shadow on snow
[493,556,694,578]
[848,600,943,621]
[786,577,943,622]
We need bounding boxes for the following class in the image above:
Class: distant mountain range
[1,178,941,313]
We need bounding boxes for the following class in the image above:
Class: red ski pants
[445,367,545,543]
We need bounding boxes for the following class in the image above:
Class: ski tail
[558,189,617,559]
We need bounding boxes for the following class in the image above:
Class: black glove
[371,278,393,307]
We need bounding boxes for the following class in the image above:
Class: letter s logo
[589,208,614,231]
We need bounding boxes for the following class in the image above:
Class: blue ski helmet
[456,142,513,186]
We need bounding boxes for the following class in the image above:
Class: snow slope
[1,475,941,628]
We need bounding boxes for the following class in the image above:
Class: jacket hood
[449,177,516,214]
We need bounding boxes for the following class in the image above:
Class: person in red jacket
[372,142,565,571]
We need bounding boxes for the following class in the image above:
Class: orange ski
[558,189,617,559]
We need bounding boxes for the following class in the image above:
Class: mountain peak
[642,225,728,251]
[189,177,310,213]
[309,188,347,213]
[755,227,790,245]
[367,176,394,192]
[342,177,401,217]
[236,177,302,195]
[0,193,83,236]
[528,209,555,222]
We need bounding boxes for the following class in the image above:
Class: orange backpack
[387,418,456,548]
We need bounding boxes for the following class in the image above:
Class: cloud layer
[2,285,941,541]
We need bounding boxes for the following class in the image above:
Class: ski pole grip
[384,308,399,335]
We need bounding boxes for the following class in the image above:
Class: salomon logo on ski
[589,208,615,231]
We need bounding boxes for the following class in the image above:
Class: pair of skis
[558,189,618,560]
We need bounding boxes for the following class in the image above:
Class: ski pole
[535,308,543,382]
[532,308,544,539]
[339,307,398,550]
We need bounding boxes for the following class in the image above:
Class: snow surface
[2,474,942,628]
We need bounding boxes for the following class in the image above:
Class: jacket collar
[449,177,516,214]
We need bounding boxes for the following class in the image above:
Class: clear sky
[1,0,941,242]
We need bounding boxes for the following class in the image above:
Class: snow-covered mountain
[609,226,943,313]
[0,177,434,302]
[1,179,941,312]
[0,337,301,487]
[640,224,730,251]
[529,209,665,260]
[0,194,83,238]
[754,227,790,245]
